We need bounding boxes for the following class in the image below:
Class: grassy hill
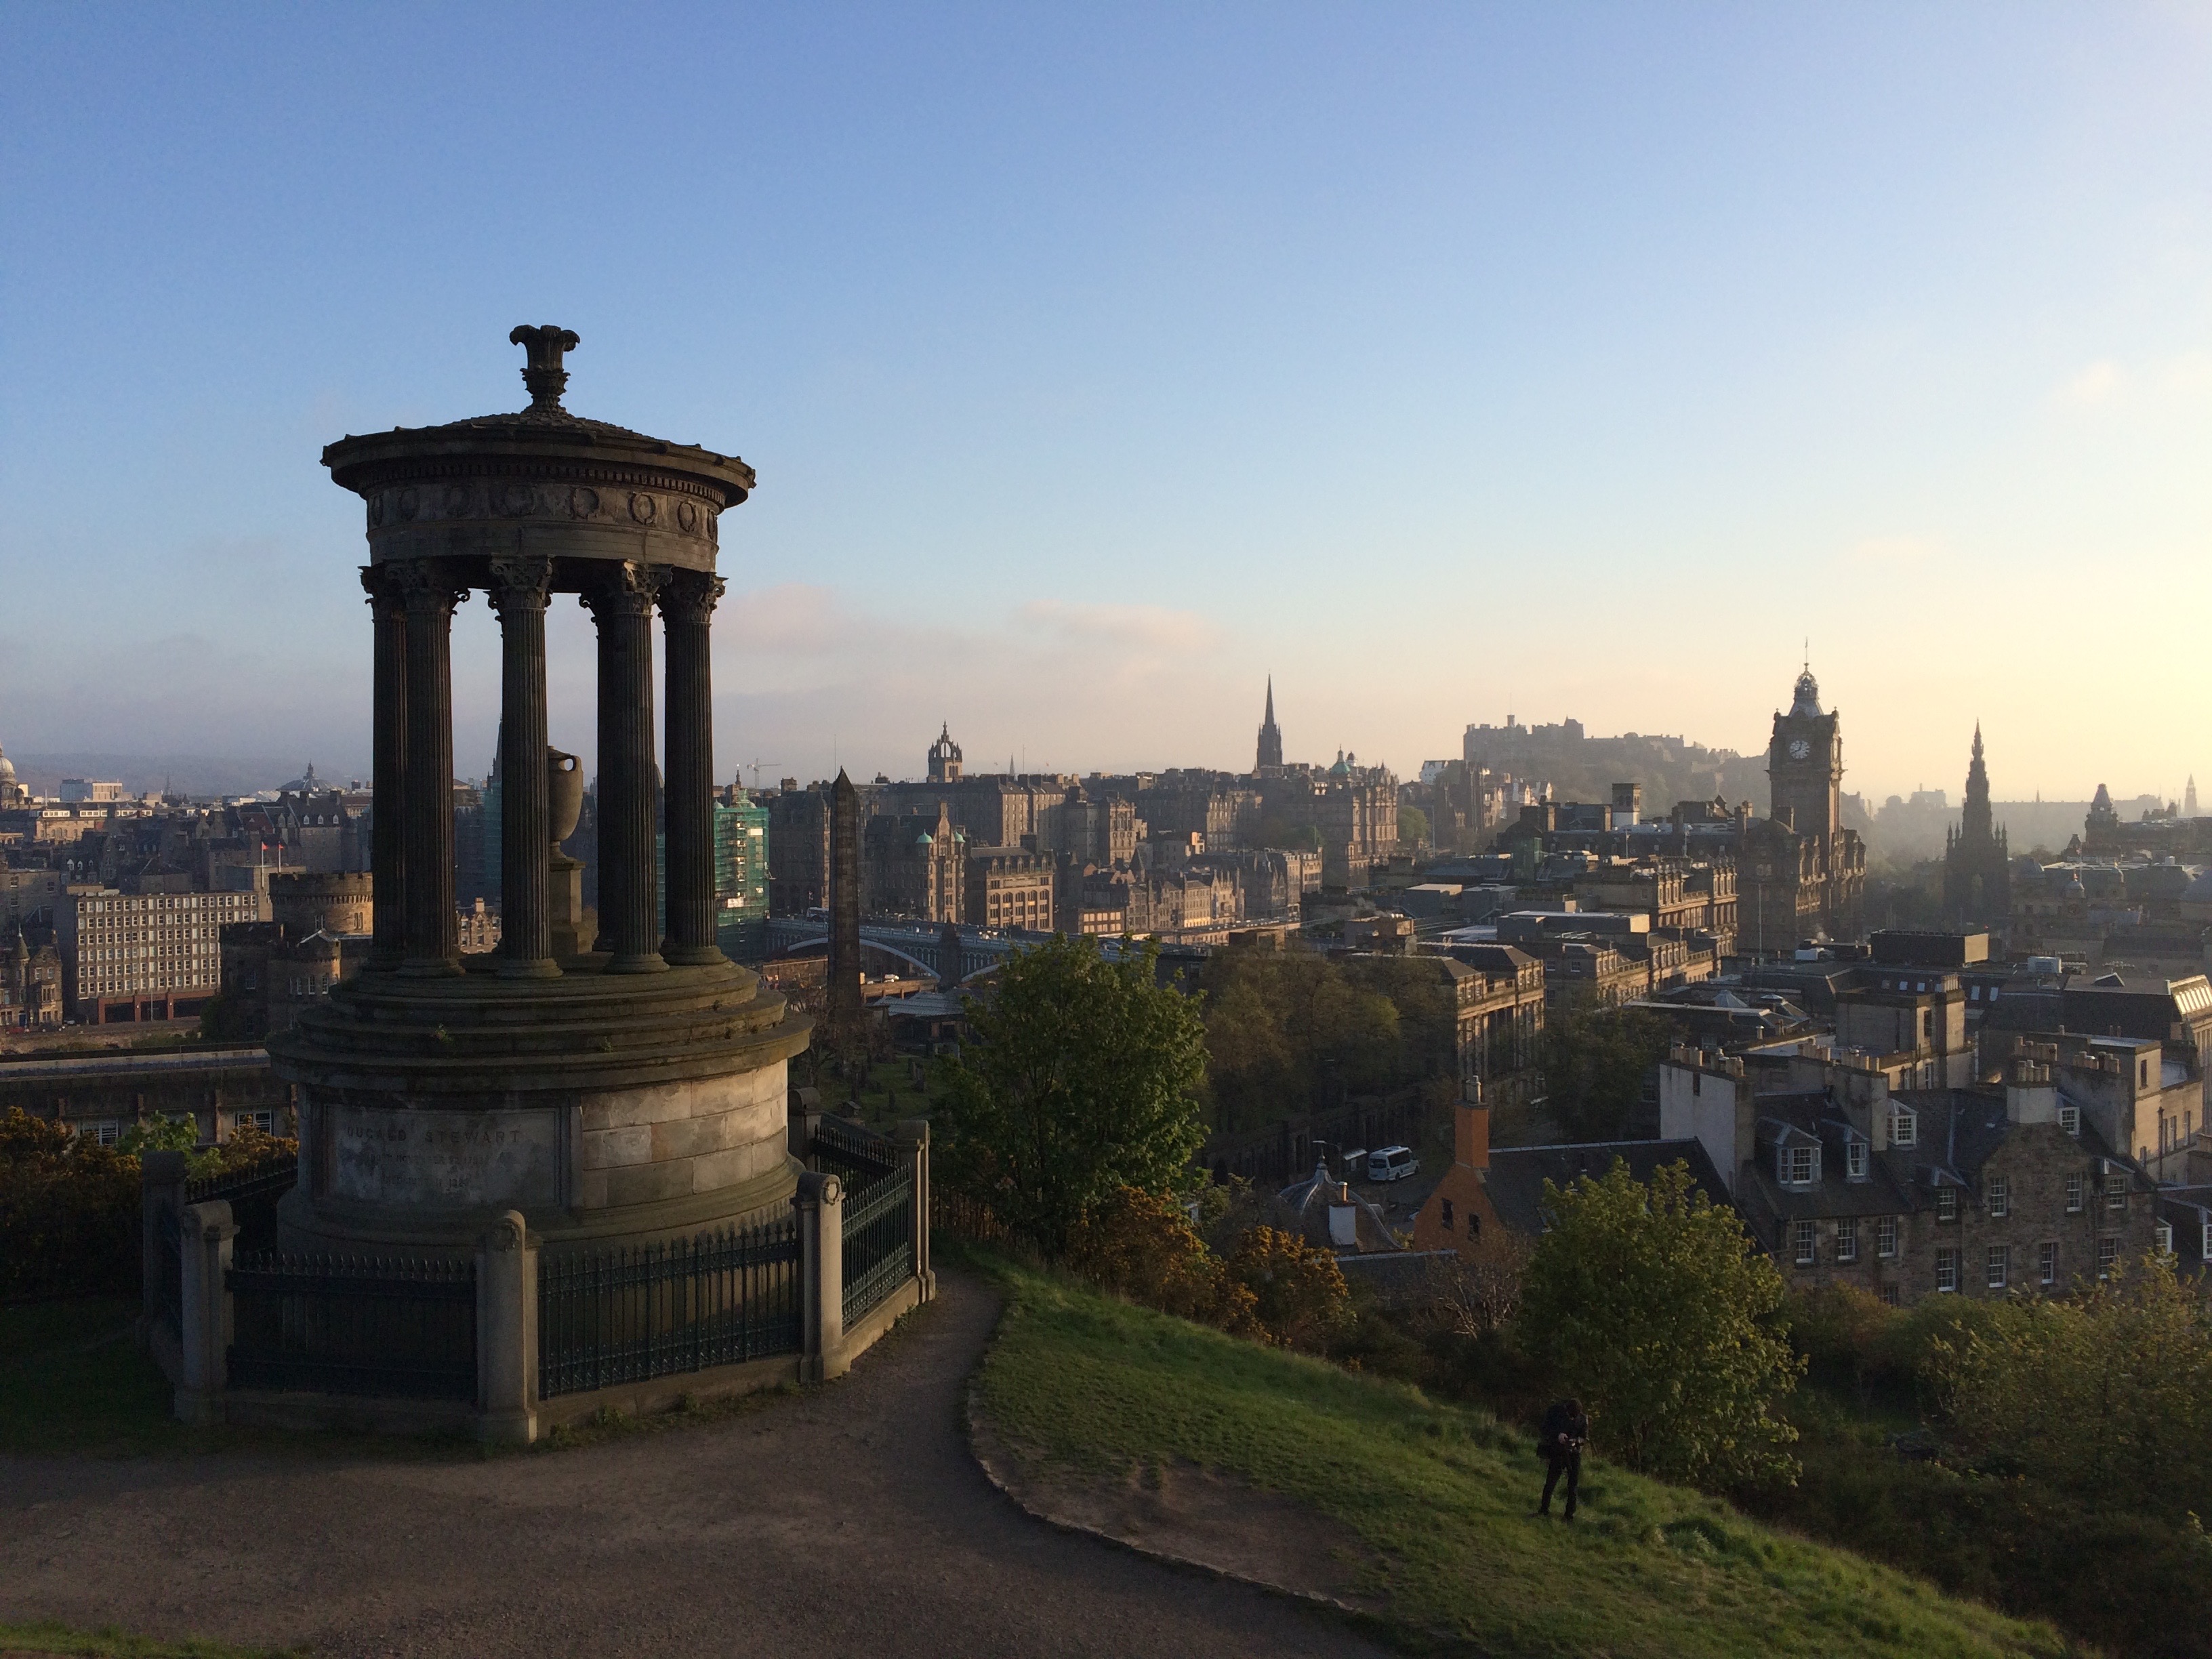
[968,1259,2078,1659]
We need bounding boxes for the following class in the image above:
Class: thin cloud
[1017,599,1223,654]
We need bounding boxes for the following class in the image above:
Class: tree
[935,934,1208,1258]
[1517,1159,1801,1487]
[1927,1253,2212,1519]
[1538,1005,1673,1142]
[1397,806,1430,848]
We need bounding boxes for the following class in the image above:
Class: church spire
[1254,676,1284,773]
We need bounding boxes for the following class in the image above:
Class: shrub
[1225,1226,1353,1353]
[1067,1185,1255,1332]
[0,1108,141,1301]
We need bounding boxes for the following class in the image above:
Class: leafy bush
[1224,1225,1353,1352]
[0,1108,142,1301]
[1067,1185,1257,1333]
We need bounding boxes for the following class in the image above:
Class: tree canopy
[935,934,1208,1258]
[1517,1159,1801,1488]
[1538,1004,1673,1142]
[1200,950,1457,1132]
[1927,1253,2212,1519]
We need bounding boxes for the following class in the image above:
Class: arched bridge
[762,918,1023,985]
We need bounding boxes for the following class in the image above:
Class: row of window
[1933,1238,2121,1292]
[1793,1215,1902,1265]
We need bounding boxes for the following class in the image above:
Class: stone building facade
[1661,1050,2160,1305]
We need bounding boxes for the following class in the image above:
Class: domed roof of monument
[323,325,756,505]
[1788,667,1823,718]
[0,744,14,783]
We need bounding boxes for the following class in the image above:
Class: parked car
[1366,1145,1419,1183]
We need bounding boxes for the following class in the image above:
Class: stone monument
[270,326,811,1252]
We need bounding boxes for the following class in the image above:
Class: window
[2060,1105,2080,1137]
[1936,1248,1959,1294]
[2039,1242,2058,1286]
[1936,1188,1959,1223]
[1846,1140,1867,1179]
[2156,1222,2173,1256]
[1877,1216,1899,1258]
[237,1109,274,1135]
[1891,1109,1917,1148]
[1986,1245,2008,1289]
[1837,1218,1860,1263]
[1880,1284,1901,1308]
[2204,1221,2212,1263]
[2066,1174,2085,1214]
[1988,1176,2009,1220]
[1786,1144,1818,1185]
[2106,1174,2127,1212]
[1440,1198,1454,1231]
[2097,1237,2118,1279]
[1792,1219,1818,1265]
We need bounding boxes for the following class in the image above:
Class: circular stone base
[268,954,812,1255]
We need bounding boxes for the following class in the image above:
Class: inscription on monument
[329,1102,560,1209]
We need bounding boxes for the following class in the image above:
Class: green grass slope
[970,1261,2078,1659]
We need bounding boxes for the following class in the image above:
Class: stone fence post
[794,1170,845,1381]
[895,1118,935,1303]
[140,1149,188,1340]
[174,1199,236,1426]
[476,1209,538,1446]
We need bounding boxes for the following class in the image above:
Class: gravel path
[0,1271,1388,1658]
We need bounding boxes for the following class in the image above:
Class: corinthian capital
[487,556,554,618]
[657,571,726,627]
[387,559,471,617]
[581,560,665,619]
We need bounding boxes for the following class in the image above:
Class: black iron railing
[228,1252,477,1400]
[537,1216,802,1399]
[842,1166,913,1326]
[187,1149,297,1255]
[808,1116,898,1184]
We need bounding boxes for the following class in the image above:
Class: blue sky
[3,4,2207,804]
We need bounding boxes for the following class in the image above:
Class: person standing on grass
[1536,1397,1589,1519]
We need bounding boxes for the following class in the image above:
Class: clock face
[1788,738,1811,760]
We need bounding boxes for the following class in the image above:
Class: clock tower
[1767,665,1841,838]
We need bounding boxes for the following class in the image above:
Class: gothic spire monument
[1254,677,1284,773]
[1944,724,2011,926]
[270,327,811,1257]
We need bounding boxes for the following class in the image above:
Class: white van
[1366,1145,1418,1183]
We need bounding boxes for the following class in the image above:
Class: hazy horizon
[5,7,2207,802]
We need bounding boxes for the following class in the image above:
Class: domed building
[0,741,26,810]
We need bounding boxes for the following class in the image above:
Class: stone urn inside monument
[268,325,811,1254]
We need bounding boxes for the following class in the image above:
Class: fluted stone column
[583,562,666,973]
[360,567,409,972]
[397,562,468,977]
[659,571,725,966]
[489,557,558,979]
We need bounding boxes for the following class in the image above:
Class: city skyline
[4,6,2209,800]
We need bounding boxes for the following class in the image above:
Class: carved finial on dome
[509,324,580,411]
